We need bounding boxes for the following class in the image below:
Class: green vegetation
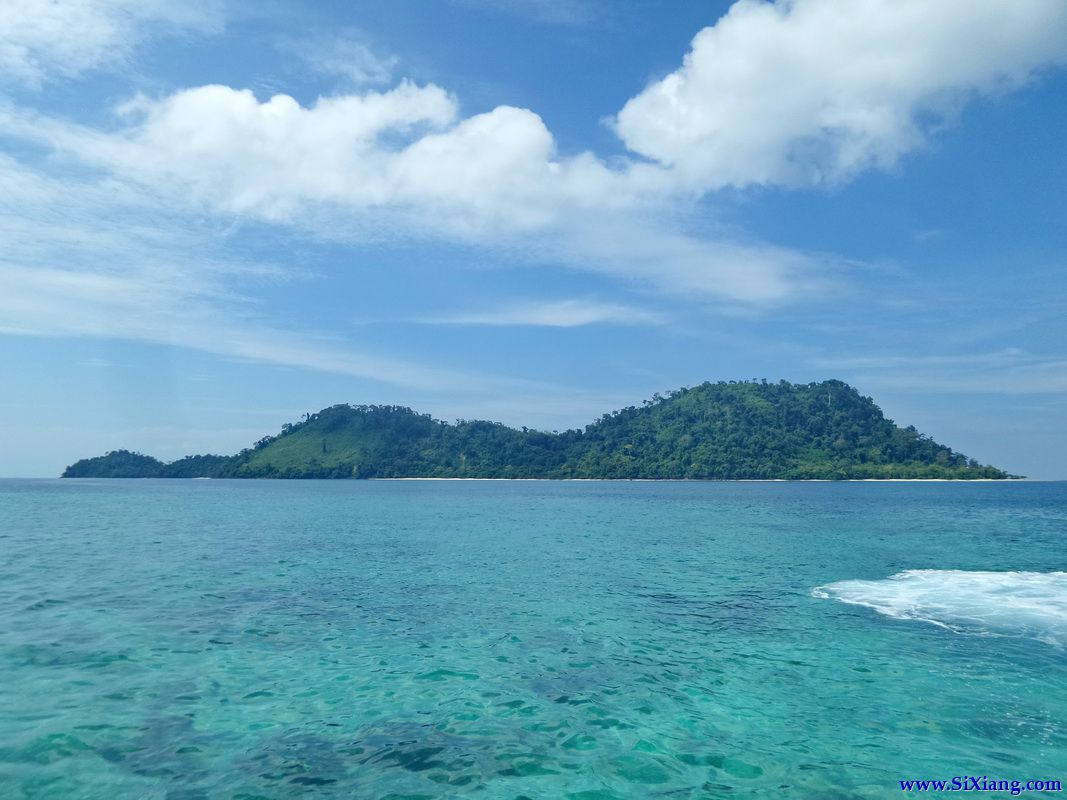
[62,451,231,478]
[61,380,1017,480]
[62,450,167,478]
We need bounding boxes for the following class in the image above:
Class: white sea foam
[813,570,1067,646]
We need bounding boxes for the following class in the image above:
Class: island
[62,380,1016,480]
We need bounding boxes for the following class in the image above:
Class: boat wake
[813,570,1067,646]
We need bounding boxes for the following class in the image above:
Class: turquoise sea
[1,479,1065,799]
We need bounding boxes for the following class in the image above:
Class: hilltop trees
[62,381,1014,480]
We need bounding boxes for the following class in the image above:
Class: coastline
[374,477,1022,482]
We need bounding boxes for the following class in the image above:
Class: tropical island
[62,380,1016,480]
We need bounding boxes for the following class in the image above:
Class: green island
[62,380,1016,480]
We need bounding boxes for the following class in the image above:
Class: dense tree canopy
[61,451,231,478]
[62,380,1015,480]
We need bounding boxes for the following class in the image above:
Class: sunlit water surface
[1,480,1065,798]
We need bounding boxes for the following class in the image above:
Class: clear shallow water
[1,480,1065,799]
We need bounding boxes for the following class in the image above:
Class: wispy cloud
[449,0,604,27]
[912,228,948,243]
[0,155,548,396]
[422,298,666,327]
[0,262,487,393]
[810,349,1067,394]
[0,0,222,87]
[82,357,121,369]
[279,30,398,87]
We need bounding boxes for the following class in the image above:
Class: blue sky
[2,0,1066,478]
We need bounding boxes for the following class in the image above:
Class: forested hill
[61,380,1015,480]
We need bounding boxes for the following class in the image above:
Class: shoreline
[38,476,1046,482]
[375,477,1022,482]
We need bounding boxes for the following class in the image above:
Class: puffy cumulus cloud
[14,77,666,237]
[0,81,850,305]
[615,0,1067,188]
[391,106,561,231]
[8,1,1066,309]
[0,0,221,86]
[110,82,460,219]
[60,83,644,235]
[115,81,404,175]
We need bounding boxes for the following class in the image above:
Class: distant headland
[62,380,1017,480]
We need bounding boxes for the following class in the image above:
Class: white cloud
[105,85,638,232]
[551,217,839,305]
[615,0,1067,188]
[9,2,1062,308]
[0,0,221,86]
[0,85,810,304]
[423,298,665,327]
[109,82,462,219]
